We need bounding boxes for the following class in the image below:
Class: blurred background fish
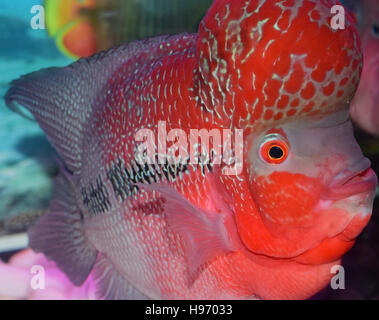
[44,0,213,59]
[341,0,379,137]
[339,0,379,206]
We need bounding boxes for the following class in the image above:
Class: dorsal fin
[5,34,195,174]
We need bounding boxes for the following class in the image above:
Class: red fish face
[242,110,377,264]
[196,0,370,269]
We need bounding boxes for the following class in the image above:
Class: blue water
[0,0,72,219]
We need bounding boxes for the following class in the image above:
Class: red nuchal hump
[196,0,362,128]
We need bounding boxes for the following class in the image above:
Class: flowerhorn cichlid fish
[45,0,213,59]
[5,0,378,299]
[341,0,379,136]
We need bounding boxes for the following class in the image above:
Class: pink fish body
[344,0,379,135]
[5,0,377,299]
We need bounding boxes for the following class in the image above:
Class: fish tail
[4,52,114,286]
[28,160,98,286]
[4,53,109,286]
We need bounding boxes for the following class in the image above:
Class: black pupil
[269,146,284,159]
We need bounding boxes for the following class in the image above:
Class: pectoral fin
[138,183,240,279]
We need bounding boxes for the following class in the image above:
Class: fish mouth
[321,161,378,200]
[294,212,372,265]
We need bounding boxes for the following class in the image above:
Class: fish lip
[321,159,378,200]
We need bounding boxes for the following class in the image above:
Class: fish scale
[75,34,226,297]
[5,0,377,299]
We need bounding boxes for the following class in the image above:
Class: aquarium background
[0,0,70,224]
[0,0,378,299]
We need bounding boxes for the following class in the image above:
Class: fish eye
[259,136,289,165]
[372,23,379,38]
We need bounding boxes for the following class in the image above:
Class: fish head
[244,110,377,263]
[197,0,376,264]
